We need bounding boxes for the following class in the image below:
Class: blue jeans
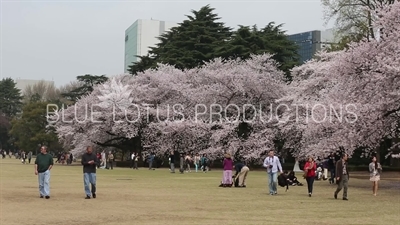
[84,173,97,196]
[38,170,50,196]
[267,172,278,194]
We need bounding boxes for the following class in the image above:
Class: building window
[125,35,129,42]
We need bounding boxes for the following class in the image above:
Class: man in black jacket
[81,146,99,199]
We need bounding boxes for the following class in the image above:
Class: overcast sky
[1,0,332,87]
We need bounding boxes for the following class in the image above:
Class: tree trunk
[375,146,380,163]
[366,0,375,40]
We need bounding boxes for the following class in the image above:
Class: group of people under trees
[55,152,74,165]
[170,152,210,173]
[1,149,33,163]
[289,153,383,199]
[214,149,383,200]
[29,144,383,201]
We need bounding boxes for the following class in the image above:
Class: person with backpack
[304,157,317,197]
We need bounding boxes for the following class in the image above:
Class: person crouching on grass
[221,153,233,187]
[233,161,249,187]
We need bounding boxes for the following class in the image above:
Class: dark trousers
[306,177,315,194]
[131,160,134,168]
[28,158,31,164]
[330,169,335,183]
[335,175,348,198]
[108,160,113,170]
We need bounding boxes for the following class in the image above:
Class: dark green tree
[128,6,298,81]
[61,74,108,103]
[0,78,22,150]
[128,5,232,74]
[9,101,61,153]
[215,23,299,81]
[128,54,158,75]
[0,78,23,117]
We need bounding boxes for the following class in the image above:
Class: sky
[1,0,332,87]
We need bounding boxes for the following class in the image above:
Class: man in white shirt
[263,150,283,195]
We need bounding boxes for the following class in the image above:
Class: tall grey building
[124,19,178,73]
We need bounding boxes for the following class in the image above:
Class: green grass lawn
[1,158,399,225]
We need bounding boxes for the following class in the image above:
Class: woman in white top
[369,156,382,196]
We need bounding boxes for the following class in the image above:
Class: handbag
[303,169,308,178]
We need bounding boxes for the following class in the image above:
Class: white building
[124,19,178,72]
[14,79,54,94]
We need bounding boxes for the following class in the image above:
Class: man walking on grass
[81,146,99,199]
[334,153,349,201]
[35,146,53,199]
[263,150,283,195]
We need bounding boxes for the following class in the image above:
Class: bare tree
[322,0,396,41]
[23,80,60,102]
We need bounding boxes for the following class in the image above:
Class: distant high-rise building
[124,19,178,73]
[288,29,335,64]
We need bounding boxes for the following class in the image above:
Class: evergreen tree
[0,78,23,117]
[128,5,232,74]
[127,6,298,81]
[61,74,108,103]
[9,101,60,152]
[215,23,299,81]
[0,78,22,150]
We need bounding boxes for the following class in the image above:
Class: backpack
[278,174,289,192]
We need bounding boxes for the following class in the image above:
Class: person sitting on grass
[286,171,303,186]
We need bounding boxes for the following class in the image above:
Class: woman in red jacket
[304,157,316,197]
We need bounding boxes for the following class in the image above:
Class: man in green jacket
[35,146,54,199]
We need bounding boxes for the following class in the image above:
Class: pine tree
[128,5,232,74]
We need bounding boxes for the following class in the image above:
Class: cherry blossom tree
[280,2,400,158]
[51,54,287,161]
